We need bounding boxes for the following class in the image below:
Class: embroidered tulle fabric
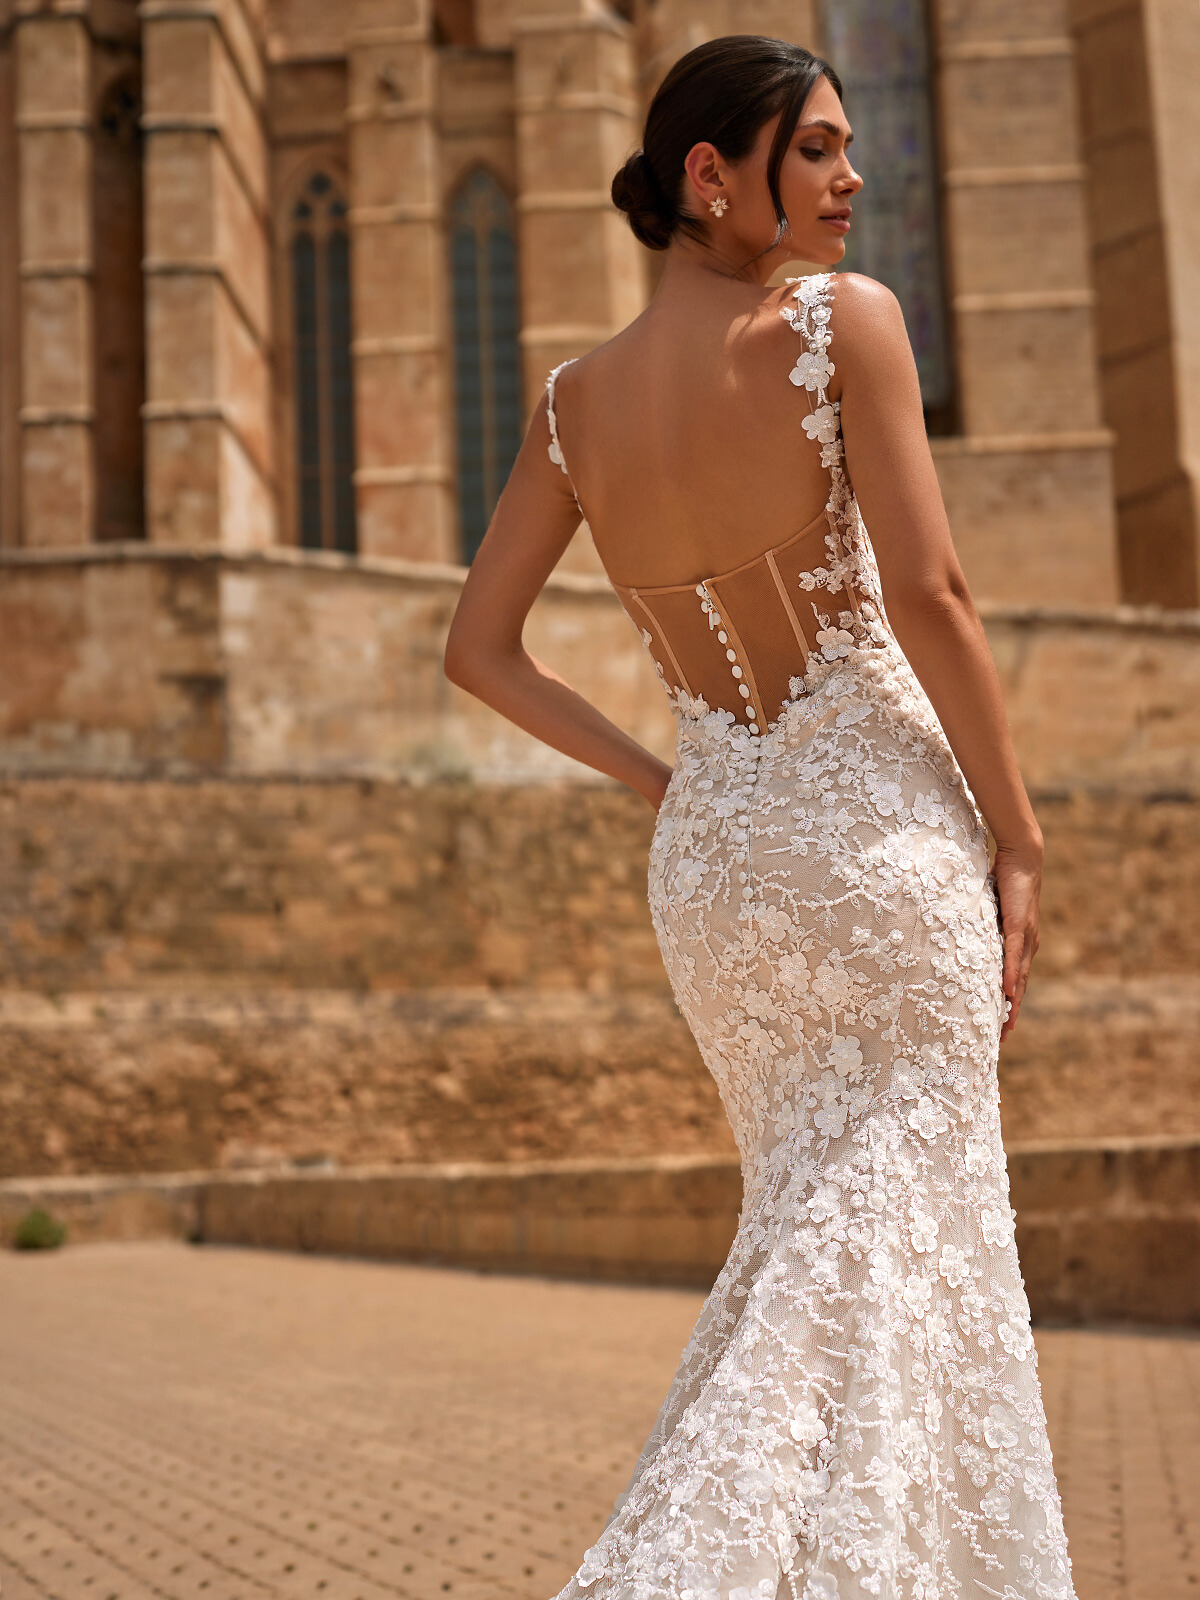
[543,273,1076,1600]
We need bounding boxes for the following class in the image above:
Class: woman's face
[686,75,863,275]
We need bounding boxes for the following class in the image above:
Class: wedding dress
[542,272,1076,1600]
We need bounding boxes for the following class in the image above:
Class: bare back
[548,275,840,588]
[546,271,878,738]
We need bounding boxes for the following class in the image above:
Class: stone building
[1,0,1198,1179]
[1,0,1198,765]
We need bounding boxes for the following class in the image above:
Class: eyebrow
[796,118,854,145]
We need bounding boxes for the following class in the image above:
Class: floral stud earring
[708,195,728,216]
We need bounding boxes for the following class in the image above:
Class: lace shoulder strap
[779,272,891,629]
[780,271,857,545]
[545,358,580,506]
[779,272,838,425]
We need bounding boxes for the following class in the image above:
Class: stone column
[1070,0,1200,608]
[512,3,644,404]
[509,1,644,573]
[639,0,821,90]
[931,3,1119,608]
[347,0,453,562]
[140,0,275,548]
[15,1,94,547]
[0,27,22,548]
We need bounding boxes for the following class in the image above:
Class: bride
[445,33,1075,1600]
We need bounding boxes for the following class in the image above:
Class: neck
[656,233,782,292]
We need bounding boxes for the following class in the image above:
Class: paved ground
[0,1244,1196,1600]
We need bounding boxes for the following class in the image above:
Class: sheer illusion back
[545,273,885,736]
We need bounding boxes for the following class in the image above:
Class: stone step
[1,978,1197,1179]
[2,779,1198,993]
[2,1141,1198,1325]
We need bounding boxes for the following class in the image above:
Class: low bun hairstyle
[610,148,677,252]
[611,35,842,254]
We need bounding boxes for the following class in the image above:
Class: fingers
[1000,999,1021,1043]
[1001,955,1027,1039]
[999,925,1037,1041]
[992,850,1041,1043]
[1002,927,1023,997]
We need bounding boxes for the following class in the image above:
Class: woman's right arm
[829,273,1043,1043]
[444,389,673,812]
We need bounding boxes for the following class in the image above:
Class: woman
[445,34,1074,1600]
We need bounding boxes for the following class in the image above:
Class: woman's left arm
[830,274,1043,1041]
[444,388,673,811]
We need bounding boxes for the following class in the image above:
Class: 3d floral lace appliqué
[547,357,583,512]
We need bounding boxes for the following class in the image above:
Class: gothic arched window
[290,171,356,552]
[449,169,523,563]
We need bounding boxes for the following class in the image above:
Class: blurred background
[0,0,1198,1591]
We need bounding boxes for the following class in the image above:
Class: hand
[991,839,1042,1043]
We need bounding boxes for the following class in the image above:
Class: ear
[682,140,724,210]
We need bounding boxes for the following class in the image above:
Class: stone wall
[5,778,1199,996]
[1069,0,1200,605]
[4,1140,1198,1324]
[2,775,1197,1179]
[0,548,675,780]
[932,0,1120,608]
[4,546,1200,789]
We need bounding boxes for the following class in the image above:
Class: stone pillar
[347,0,453,562]
[639,0,821,91]
[512,3,644,401]
[15,2,94,547]
[140,0,275,548]
[0,26,22,548]
[931,3,1119,608]
[509,1,644,573]
[1070,0,1200,608]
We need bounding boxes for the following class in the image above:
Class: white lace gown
[545,274,1077,1600]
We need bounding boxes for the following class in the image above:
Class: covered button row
[696,583,759,734]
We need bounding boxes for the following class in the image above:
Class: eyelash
[800,147,825,160]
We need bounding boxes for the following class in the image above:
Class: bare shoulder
[832,276,908,348]
[826,272,914,382]
[829,271,904,329]
[546,317,637,408]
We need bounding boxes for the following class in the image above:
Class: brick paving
[0,1244,1196,1600]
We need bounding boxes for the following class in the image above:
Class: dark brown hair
[611,35,842,254]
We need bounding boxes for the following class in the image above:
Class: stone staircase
[1,777,1198,1181]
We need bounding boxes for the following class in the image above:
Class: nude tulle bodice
[545,274,890,738]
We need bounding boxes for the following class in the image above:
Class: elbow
[887,566,975,628]
[443,623,480,693]
[445,611,524,697]
[885,578,982,657]
[444,628,512,698]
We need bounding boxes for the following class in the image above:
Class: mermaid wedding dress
[543,273,1076,1600]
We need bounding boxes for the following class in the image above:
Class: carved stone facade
[1,0,1196,616]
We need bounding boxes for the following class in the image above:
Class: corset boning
[612,504,872,736]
